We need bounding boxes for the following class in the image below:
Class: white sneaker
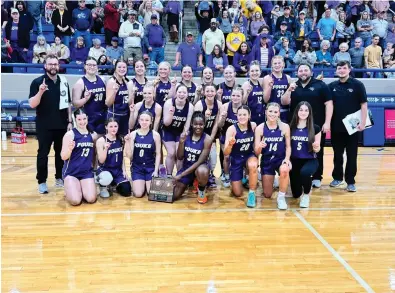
[99,186,110,198]
[312,179,321,188]
[273,176,279,188]
[300,194,310,208]
[277,197,287,210]
[258,169,262,181]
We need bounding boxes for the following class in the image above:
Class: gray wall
[2,73,395,101]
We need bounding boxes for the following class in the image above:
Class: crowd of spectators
[1,0,395,78]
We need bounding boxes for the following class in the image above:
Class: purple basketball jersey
[220,102,238,140]
[156,80,171,107]
[230,123,254,159]
[182,133,206,169]
[100,137,123,170]
[291,127,316,159]
[180,81,197,102]
[247,80,265,124]
[82,76,106,115]
[111,79,129,115]
[134,101,157,129]
[132,77,148,104]
[162,99,189,135]
[202,99,219,136]
[261,123,286,159]
[269,73,288,105]
[132,130,156,168]
[218,82,235,104]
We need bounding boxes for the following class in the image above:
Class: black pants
[104,28,118,46]
[312,132,326,181]
[290,158,319,198]
[36,129,66,184]
[331,131,359,184]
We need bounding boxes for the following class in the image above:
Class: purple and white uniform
[269,73,289,122]
[62,128,94,180]
[219,102,238,145]
[132,130,156,181]
[162,99,189,142]
[247,80,265,125]
[107,78,130,136]
[156,80,171,107]
[132,77,148,104]
[82,76,106,134]
[134,101,158,130]
[180,81,197,102]
[260,123,286,175]
[218,82,235,104]
[201,99,219,136]
[291,126,317,160]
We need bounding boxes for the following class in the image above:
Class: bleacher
[1,100,36,134]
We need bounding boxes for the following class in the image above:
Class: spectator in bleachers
[119,0,133,23]
[88,38,106,61]
[357,10,373,47]
[45,1,56,24]
[5,8,30,63]
[72,0,93,49]
[91,0,104,34]
[302,1,317,30]
[228,1,240,22]
[387,15,395,45]
[106,37,123,65]
[97,54,109,74]
[218,9,232,40]
[174,32,204,70]
[349,37,365,78]
[213,0,226,18]
[103,0,120,46]
[1,36,12,66]
[1,1,8,31]
[332,42,351,66]
[321,3,341,21]
[336,11,356,45]
[119,10,144,62]
[195,2,213,47]
[278,37,296,70]
[234,11,248,35]
[32,35,51,63]
[202,18,225,62]
[207,44,229,75]
[233,41,252,76]
[51,2,73,48]
[364,34,383,78]
[251,33,275,74]
[253,25,273,47]
[372,0,390,18]
[372,11,389,50]
[358,0,374,18]
[316,40,333,75]
[15,1,33,31]
[275,6,295,33]
[383,41,394,67]
[250,11,266,43]
[139,0,160,28]
[243,0,262,20]
[26,1,44,35]
[151,0,163,14]
[294,10,312,51]
[164,0,182,43]
[384,43,395,78]
[316,7,337,42]
[70,36,89,64]
[293,38,317,68]
[273,21,293,51]
[51,36,70,65]
[271,5,282,33]
[257,0,273,26]
[143,14,166,64]
[226,23,246,65]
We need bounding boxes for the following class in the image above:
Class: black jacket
[5,20,31,49]
[51,9,73,37]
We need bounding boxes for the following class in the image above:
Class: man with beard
[202,18,225,63]
[29,55,72,194]
[282,64,333,189]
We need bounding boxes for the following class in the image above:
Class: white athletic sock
[278,191,285,199]
[225,173,230,180]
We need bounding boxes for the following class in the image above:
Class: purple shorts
[176,168,196,186]
[87,111,105,135]
[97,167,128,186]
[229,153,256,182]
[106,111,129,136]
[63,168,94,181]
[261,156,285,176]
[132,164,155,181]
[162,129,180,143]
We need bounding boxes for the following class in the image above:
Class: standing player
[224,105,259,208]
[105,60,134,136]
[254,103,291,210]
[289,101,321,208]
[72,57,107,137]
[162,85,194,177]
[193,67,216,104]
[173,111,212,203]
[218,87,243,188]
[96,118,132,198]
[128,60,148,104]
[61,109,97,206]
[217,65,237,104]
[125,111,162,197]
[168,65,197,102]
[154,61,173,107]
[129,83,162,131]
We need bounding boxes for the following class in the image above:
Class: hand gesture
[129,103,135,113]
[171,76,178,86]
[246,84,253,95]
[84,86,91,100]
[104,141,111,151]
[153,78,160,87]
[68,140,75,151]
[179,132,187,143]
[113,82,120,92]
[259,138,267,149]
[169,106,175,115]
[124,129,131,141]
[220,109,227,121]
[39,79,48,93]
[268,76,274,88]
[217,88,223,99]
[229,135,236,146]
[312,141,320,152]
[289,82,297,92]
[205,109,212,119]
[196,85,203,95]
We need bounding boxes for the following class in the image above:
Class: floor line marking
[294,210,375,293]
[2,206,395,217]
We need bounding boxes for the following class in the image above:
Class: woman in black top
[51,2,73,48]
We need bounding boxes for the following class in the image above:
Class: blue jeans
[148,47,165,64]
[364,71,383,78]
[61,35,71,48]
[74,30,92,48]
[197,33,203,48]
[379,37,386,51]
[360,36,372,47]
[33,14,42,35]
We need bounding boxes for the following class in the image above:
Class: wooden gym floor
[1,139,395,293]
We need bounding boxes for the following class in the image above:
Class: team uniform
[62,128,94,180]
[218,82,235,104]
[201,99,219,136]
[156,80,171,107]
[107,78,130,136]
[134,100,158,130]
[260,123,286,175]
[219,102,238,145]
[132,77,148,104]
[229,124,256,181]
[269,73,290,122]
[162,99,189,142]
[247,80,265,125]
[180,81,197,102]
[97,137,128,186]
[176,133,207,185]
[82,76,107,134]
[131,130,156,181]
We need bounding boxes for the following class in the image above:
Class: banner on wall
[385,110,395,139]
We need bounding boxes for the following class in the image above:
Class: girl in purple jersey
[218,87,244,188]
[168,65,198,103]
[153,62,176,107]
[224,105,259,208]
[162,85,194,177]
[193,67,215,104]
[61,109,97,206]
[128,60,148,105]
[129,83,162,131]
[173,111,212,204]
[289,102,321,208]
[254,103,291,210]
[125,111,162,198]
[217,65,237,104]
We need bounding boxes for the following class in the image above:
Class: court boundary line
[2,206,395,217]
[294,210,375,293]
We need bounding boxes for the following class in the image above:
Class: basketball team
[28,54,368,210]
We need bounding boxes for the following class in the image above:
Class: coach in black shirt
[282,64,333,188]
[328,61,367,192]
[29,55,72,194]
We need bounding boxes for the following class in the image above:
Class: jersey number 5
[297,142,302,151]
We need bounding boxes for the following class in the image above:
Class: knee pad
[98,171,113,186]
[116,181,132,197]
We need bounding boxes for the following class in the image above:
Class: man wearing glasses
[72,0,93,48]
[29,55,72,194]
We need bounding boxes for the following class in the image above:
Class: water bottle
[159,164,167,178]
